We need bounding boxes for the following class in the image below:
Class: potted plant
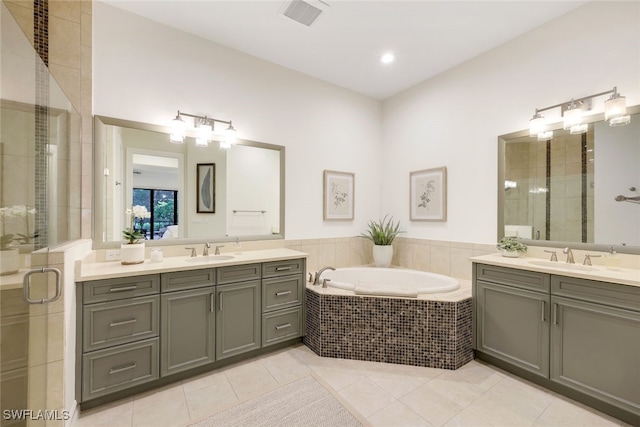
[361,214,403,267]
[121,205,151,265]
[497,236,527,258]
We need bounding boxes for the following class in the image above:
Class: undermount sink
[527,259,599,271]
[184,255,235,262]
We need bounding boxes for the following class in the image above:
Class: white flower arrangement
[122,205,151,245]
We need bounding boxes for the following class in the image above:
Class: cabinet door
[551,296,640,416]
[476,280,550,378]
[216,281,261,360]
[161,287,215,376]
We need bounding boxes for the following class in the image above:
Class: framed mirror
[498,105,640,254]
[93,116,285,248]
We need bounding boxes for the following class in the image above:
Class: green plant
[361,215,404,246]
[497,236,528,253]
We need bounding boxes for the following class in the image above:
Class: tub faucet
[313,266,335,286]
[563,247,575,264]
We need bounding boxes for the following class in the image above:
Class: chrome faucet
[186,247,197,257]
[563,247,575,264]
[313,266,335,286]
[214,244,225,255]
[203,242,210,256]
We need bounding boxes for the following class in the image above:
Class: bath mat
[189,375,364,427]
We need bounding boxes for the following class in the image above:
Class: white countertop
[76,248,308,282]
[471,254,640,288]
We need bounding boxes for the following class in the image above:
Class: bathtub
[304,267,472,369]
[320,267,460,297]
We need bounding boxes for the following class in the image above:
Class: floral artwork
[323,170,354,220]
[410,167,447,221]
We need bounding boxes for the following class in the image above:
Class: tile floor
[72,344,631,427]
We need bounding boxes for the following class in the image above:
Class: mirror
[94,116,285,248]
[498,105,640,254]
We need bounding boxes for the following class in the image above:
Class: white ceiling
[104,0,588,100]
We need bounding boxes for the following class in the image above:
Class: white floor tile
[71,345,629,427]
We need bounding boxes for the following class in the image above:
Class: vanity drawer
[262,307,302,346]
[551,276,640,312]
[83,275,159,304]
[262,259,305,278]
[161,269,215,293]
[217,263,261,285]
[83,296,159,352]
[476,263,549,293]
[262,275,303,312]
[81,338,159,401]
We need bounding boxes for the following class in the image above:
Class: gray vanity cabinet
[160,286,215,376]
[261,259,305,347]
[550,276,640,418]
[78,275,160,401]
[473,263,640,425]
[215,263,262,360]
[475,265,550,378]
[215,280,261,359]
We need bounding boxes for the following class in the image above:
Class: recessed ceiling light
[381,53,395,64]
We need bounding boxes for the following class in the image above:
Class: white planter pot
[121,243,145,265]
[373,245,393,268]
[501,249,520,258]
[0,248,20,275]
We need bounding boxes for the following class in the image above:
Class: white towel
[354,283,418,298]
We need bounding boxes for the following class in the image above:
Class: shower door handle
[23,267,62,304]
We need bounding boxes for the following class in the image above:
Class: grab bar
[233,209,266,214]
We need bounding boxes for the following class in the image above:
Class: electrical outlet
[105,249,120,261]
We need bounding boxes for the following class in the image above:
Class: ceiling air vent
[281,0,329,27]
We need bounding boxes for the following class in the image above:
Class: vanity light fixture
[528,86,630,140]
[170,110,237,149]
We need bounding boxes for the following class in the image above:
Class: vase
[373,245,393,268]
[0,248,20,275]
[121,242,145,265]
[501,249,520,258]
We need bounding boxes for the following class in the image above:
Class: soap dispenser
[604,246,620,270]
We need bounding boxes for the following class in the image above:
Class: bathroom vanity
[471,255,640,425]
[75,249,306,408]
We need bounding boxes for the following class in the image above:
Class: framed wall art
[323,170,354,220]
[196,163,215,213]
[410,166,447,221]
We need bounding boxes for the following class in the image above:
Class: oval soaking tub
[321,267,459,297]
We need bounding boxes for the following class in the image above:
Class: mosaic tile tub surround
[304,288,473,370]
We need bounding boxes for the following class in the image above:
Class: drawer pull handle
[109,318,137,327]
[210,293,215,313]
[541,301,546,322]
[109,285,137,293]
[275,323,291,330]
[109,363,136,375]
[275,266,292,271]
[275,290,292,296]
[553,303,558,325]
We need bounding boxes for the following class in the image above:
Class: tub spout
[313,266,336,286]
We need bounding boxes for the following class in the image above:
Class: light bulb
[225,122,237,145]
[563,104,582,130]
[170,114,186,144]
[529,112,545,137]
